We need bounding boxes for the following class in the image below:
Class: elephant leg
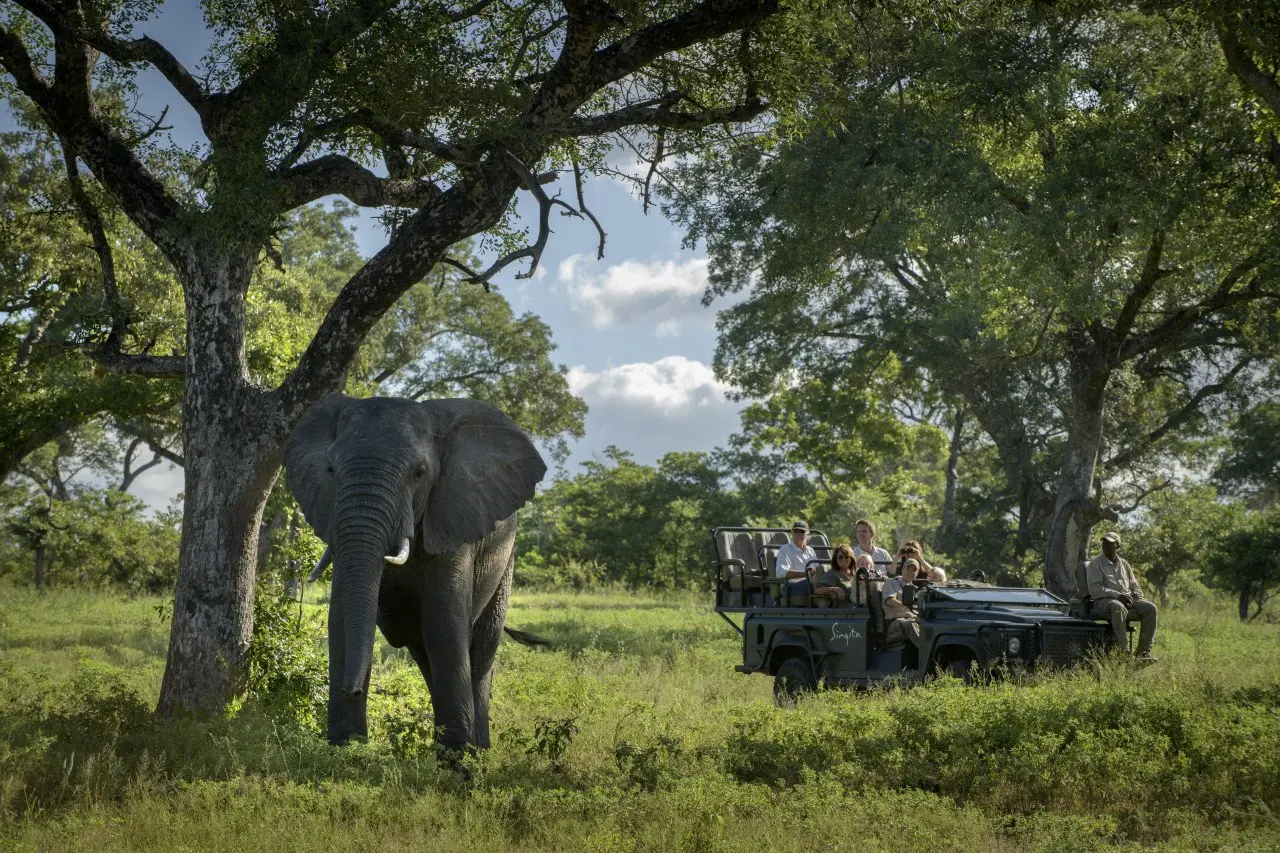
[406,641,433,691]
[327,607,371,745]
[469,556,512,749]
[421,564,476,749]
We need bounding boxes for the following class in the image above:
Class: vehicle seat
[808,532,832,560]
[866,578,888,647]
[1070,560,1091,618]
[715,532,764,606]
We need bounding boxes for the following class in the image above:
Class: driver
[882,558,922,648]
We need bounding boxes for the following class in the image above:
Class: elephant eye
[415,466,426,479]
[326,464,334,475]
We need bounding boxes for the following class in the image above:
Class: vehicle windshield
[931,587,1065,606]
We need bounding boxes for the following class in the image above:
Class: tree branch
[1111,230,1168,353]
[277,154,442,209]
[1105,356,1255,471]
[59,138,131,352]
[572,157,607,259]
[1119,251,1277,362]
[557,94,767,136]
[1218,24,1280,123]
[581,0,778,96]
[0,22,186,256]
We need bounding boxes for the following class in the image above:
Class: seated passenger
[774,520,817,599]
[815,544,857,603]
[882,558,922,648]
[928,566,947,584]
[853,519,893,577]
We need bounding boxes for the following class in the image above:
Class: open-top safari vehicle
[710,527,1117,704]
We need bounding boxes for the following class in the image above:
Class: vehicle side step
[734,665,757,673]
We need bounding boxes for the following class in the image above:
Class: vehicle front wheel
[943,656,978,684]
[773,657,818,707]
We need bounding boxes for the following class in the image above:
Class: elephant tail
[503,626,553,648]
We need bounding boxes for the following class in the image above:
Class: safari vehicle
[711,526,1115,704]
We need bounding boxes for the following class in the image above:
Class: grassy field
[1,584,1278,852]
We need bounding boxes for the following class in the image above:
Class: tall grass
[1,583,1277,851]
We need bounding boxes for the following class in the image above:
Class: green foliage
[1215,400,1280,507]
[667,0,1280,580]
[1210,504,1280,621]
[244,583,326,729]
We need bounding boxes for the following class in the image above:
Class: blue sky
[4,3,747,507]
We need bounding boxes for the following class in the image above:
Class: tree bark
[1045,338,1111,598]
[156,248,290,716]
[33,542,45,591]
[937,407,965,550]
[1239,584,1252,622]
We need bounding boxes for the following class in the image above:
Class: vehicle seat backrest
[1075,560,1090,601]
[755,531,789,575]
[866,578,887,641]
[808,532,831,559]
[716,531,760,578]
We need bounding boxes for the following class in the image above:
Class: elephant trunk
[332,483,414,699]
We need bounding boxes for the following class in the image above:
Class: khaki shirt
[1086,554,1143,601]
[881,577,915,622]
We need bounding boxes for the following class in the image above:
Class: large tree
[669,3,1280,594]
[0,0,802,714]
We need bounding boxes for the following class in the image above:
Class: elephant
[284,392,547,748]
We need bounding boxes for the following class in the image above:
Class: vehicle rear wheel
[773,657,817,707]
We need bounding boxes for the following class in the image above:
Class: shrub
[245,585,326,729]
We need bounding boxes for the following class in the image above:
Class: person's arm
[814,585,847,600]
[1086,558,1116,600]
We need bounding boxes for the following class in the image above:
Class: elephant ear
[283,392,350,544]
[419,399,548,554]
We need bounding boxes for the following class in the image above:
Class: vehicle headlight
[1007,636,1022,655]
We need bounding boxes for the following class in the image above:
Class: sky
[4,3,749,508]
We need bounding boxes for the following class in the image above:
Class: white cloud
[567,356,733,417]
[564,356,745,465]
[560,254,711,333]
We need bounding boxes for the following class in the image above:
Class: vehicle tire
[773,657,817,707]
[942,656,978,684]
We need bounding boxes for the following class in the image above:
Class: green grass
[1,583,1278,851]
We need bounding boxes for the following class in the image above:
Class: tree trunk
[1239,584,1252,621]
[156,249,290,716]
[937,408,965,550]
[1045,340,1111,598]
[33,542,45,591]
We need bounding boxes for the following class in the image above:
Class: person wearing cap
[853,519,893,578]
[1086,532,1158,662]
[775,521,818,598]
[881,558,922,648]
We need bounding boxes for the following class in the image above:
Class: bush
[244,585,327,729]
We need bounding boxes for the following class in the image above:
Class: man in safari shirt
[1086,532,1158,662]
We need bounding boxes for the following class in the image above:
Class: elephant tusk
[385,538,411,565]
[307,545,332,582]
